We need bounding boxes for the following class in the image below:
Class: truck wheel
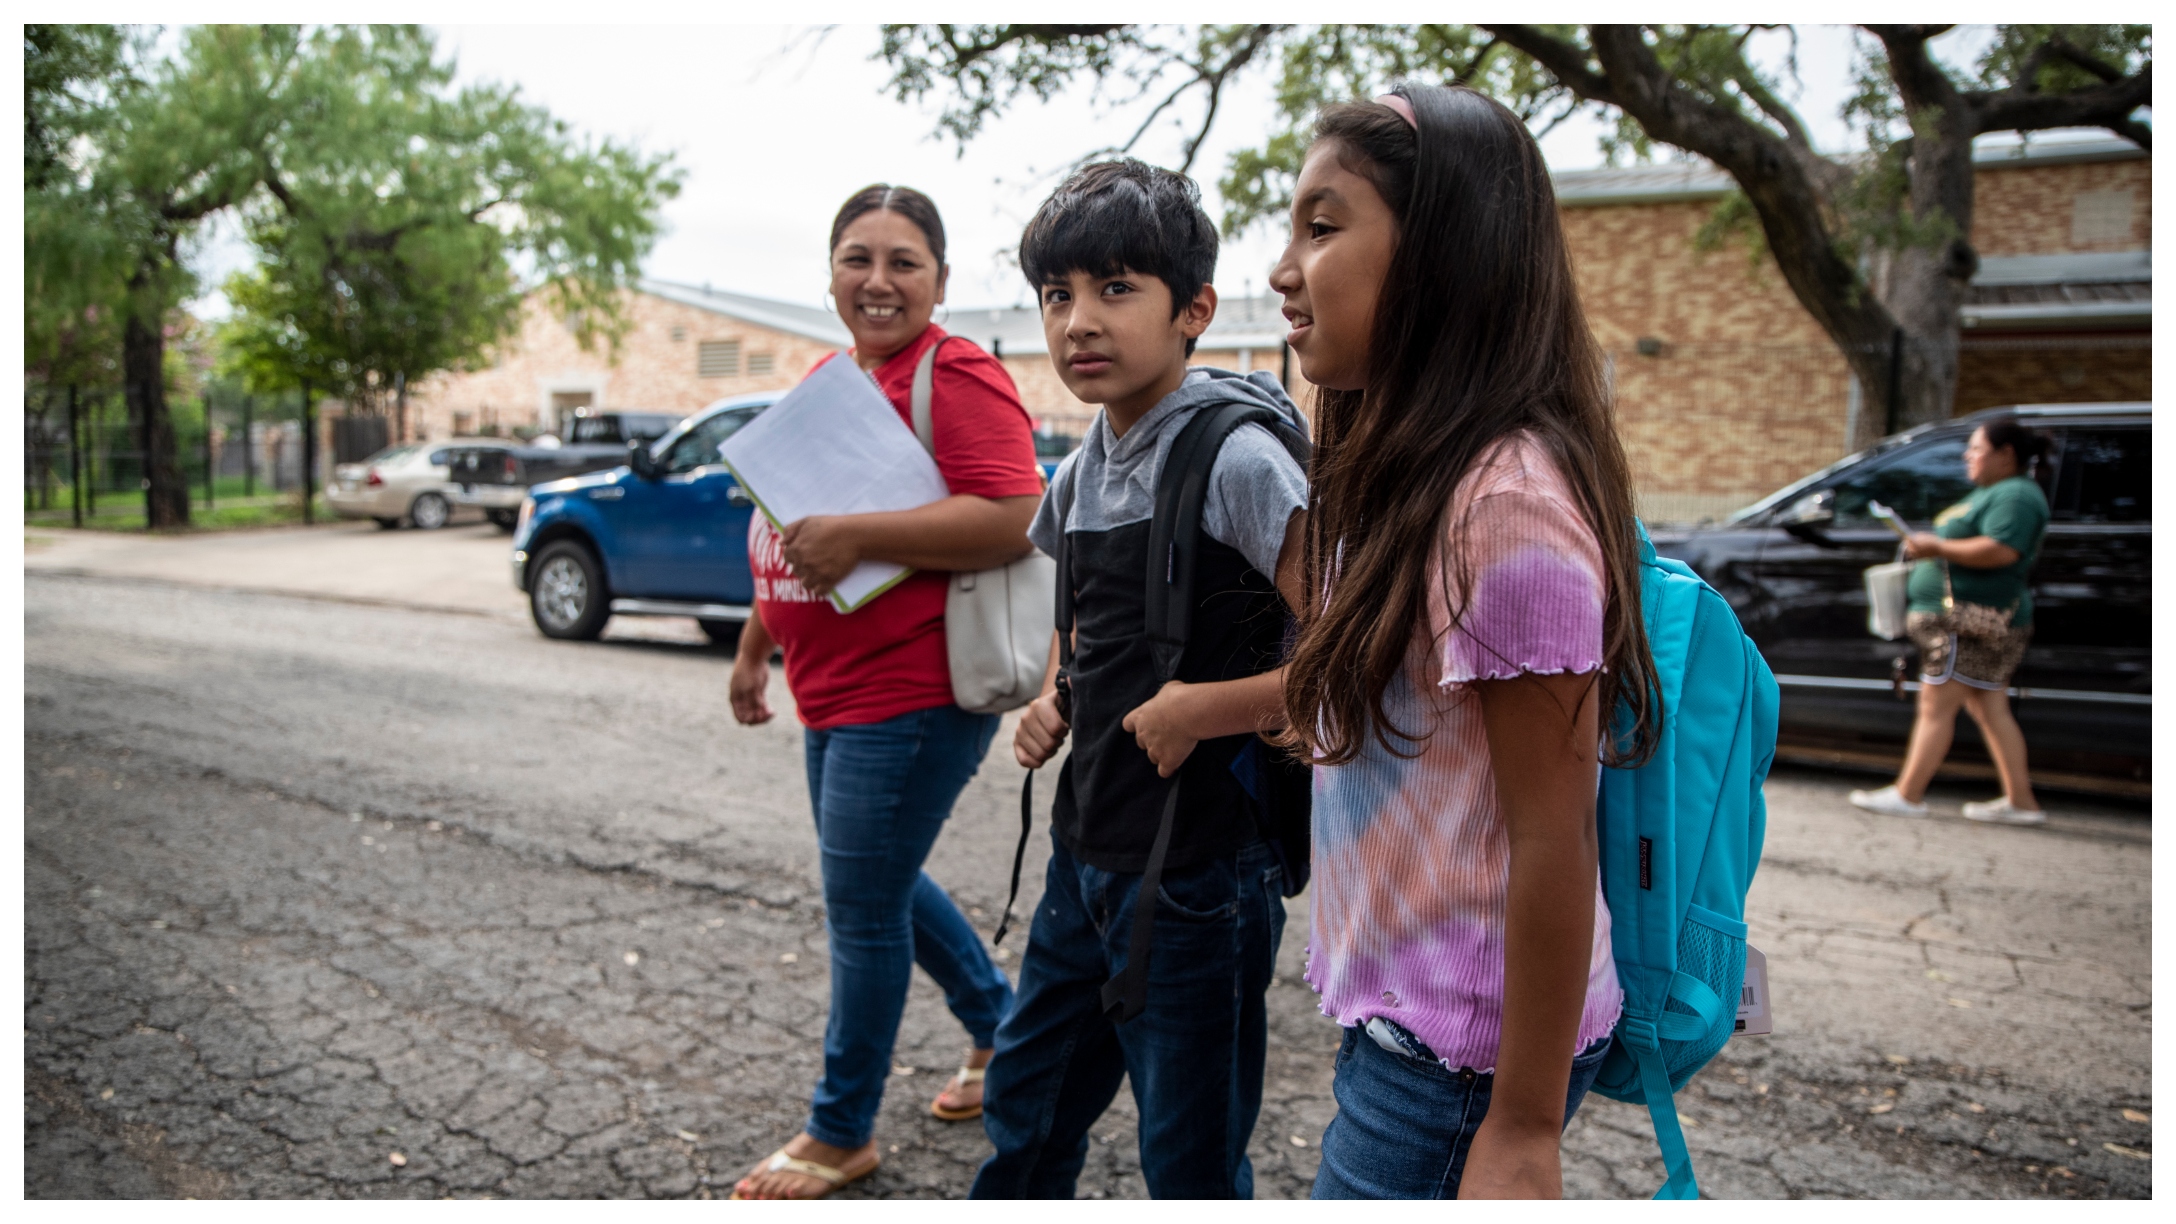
[409,492,451,530]
[698,619,743,648]
[486,509,518,532]
[530,541,610,640]
[373,517,401,530]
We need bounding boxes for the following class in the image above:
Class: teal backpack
[1589,523,1779,1199]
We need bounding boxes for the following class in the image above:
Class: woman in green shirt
[1851,419,2050,825]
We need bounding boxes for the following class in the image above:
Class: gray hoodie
[1028,366,1309,577]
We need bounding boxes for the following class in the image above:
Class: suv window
[662,406,763,473]
[2051,427,2148,523]
[1828,435,1975,525]
[569,416,622,444]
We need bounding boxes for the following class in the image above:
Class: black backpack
[997,401,1313,1024]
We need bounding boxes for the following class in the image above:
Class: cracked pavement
[22,566,2152,1197]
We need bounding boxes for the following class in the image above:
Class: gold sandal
[729,1147,878,1200]
[930,1064,987,1121]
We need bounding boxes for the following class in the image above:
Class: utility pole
[300,382,315,525]
[68,384,82,527]
[204,397,215,510]
[242,393,255,497]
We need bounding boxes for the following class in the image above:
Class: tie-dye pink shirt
[1306,432,1621,1072]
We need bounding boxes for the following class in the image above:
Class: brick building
[1555,135,2149,521]
[401,277,1305,448]
[403,135,2145,521]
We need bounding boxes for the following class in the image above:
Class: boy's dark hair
[1020,159,1218,355]
[830,184,946,265]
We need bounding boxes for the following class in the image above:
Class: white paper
[1734,945,1772,1037]
[717,355,951,612]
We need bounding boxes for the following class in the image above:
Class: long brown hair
[1281,85,1660,768]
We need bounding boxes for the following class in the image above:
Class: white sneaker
[1962,797,2047,825]
[1849,785,1929,817]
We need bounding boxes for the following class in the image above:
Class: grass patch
[24,494,331,533]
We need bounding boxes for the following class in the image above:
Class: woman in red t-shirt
[728,185,1044,1200]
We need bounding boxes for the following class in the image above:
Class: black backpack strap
[1101,403,1312,1023]
[1144,404,1311,681]
[998,471,1077,947]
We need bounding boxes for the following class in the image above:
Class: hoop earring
[823,290,837,314]
[935,304,950,326]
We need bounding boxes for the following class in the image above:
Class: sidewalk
[23,521,528,619]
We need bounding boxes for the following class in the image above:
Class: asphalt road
[21,530,2154,1199]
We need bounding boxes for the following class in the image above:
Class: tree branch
[1968,62,2152,146]
[1724,29,1813,148]
[1493,23,1898,354]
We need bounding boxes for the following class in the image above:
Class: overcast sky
[185,24,2014,319]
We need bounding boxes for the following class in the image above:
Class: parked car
[1651,402,2150,789]
[512,395,776,643]
[511,395,1073,644]
[329,440,504,530]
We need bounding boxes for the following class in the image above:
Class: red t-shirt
[751,325,1045,729]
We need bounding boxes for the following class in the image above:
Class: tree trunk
[124,308,191,529]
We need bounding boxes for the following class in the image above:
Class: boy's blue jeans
[801,703,1014,1150]
[970,833,1285,1199]
[1310,1022,1611,1199]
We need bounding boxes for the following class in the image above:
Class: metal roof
[1553,134,2147,207]
[638,278,852,346]
[638,280,1291,358]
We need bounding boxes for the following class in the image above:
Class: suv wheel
[409,492,451,530]
[486,509,518,532]
[698,618,743,648]
[530,541,610,640]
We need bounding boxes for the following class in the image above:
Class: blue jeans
[1311,1022,1612,1199]
[970,834,1285,1199]
[801,703,1014,1150]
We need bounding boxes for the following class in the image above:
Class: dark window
[569,417,622,444]
[663,407,763,473]
[2050,427,2149,523]
[1828,435,1974,526]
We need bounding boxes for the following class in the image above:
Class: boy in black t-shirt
[969,160,1309,1200]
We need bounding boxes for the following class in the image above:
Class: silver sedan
[327,441,506,530]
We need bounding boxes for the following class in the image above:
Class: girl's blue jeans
[801,703,1013,1150]
[1311,1022,1611,1199]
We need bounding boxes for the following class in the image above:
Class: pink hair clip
[1376,94,1417,130]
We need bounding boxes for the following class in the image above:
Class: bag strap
[1144,403,1311,681]
[909,336,951,455]
[1098,403,1309,1022]
[1098,778,1181,1024]
[1000,469,1078,947]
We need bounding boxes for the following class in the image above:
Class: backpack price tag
[1734,945,1772,1036]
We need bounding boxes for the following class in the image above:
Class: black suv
[1651,403,2149,788]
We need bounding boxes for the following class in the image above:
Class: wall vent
[699,339,742,378]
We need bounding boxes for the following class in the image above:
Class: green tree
[221,26,680,442]
[36,24,679,529]
[878,24,2150,434]
[24,24,133,391]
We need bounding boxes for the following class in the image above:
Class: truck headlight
[513,497,535,546]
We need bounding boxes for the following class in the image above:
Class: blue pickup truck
[511,393,1070,644]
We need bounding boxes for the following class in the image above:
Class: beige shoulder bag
[911,339,1058,715]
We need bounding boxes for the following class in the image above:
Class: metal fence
[21,384,319,522]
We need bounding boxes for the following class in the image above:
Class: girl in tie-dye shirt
[1269,85,1661,1199]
